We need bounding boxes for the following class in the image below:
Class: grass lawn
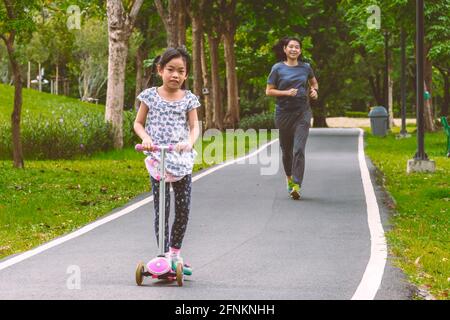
[0,83,103,121]
[364,125,449,300]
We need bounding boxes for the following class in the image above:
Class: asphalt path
[0,128,414,300]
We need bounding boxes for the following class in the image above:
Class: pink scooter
[134,143,185,286]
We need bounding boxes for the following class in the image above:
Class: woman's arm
[266,84,297,97]
[309,77,319,100]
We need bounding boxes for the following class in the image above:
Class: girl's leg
[291,109,312,187]
[169,174,192,250]
[150,176,171,253]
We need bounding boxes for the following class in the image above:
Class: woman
[266,36,319,200]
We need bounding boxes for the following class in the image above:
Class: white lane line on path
[0,139,279,272]
[351,128,387,300]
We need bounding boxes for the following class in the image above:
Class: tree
[25,31,50,92]
[187,0,205,121]
[342,0,400,128]
[342,0,450,131]
[154,0,187,48]
[221,0,240,128]
[0,0,39,168]
[133,1,165,109]
[73,17,109,101]
[426,1,450,117]
[203,0,224,130]
[105,0,144,149]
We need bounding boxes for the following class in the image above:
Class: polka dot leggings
[150,174,192,252]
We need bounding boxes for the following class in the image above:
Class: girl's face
[158,57,188,90]
[283,40,301,60]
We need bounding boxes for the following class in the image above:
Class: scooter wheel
[176,262,184,287]
[135,262,145,286]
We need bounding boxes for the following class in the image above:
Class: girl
[134,47,200,269]
[265,36,319,200]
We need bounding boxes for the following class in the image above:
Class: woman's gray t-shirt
[267,61,315,114]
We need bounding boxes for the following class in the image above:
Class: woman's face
[283,40,301,60]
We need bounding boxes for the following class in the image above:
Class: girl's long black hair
[272,36,303,62]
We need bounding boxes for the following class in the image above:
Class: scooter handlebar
[135,144,174,152]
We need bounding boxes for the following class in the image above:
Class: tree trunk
[38,62,42,92]
[55,64,59,95]
[440,69,449,117]
[106,0,143,149]
[4,36,24,168]
[312,97,328,128]
[27,61,31,89]
[368,73,384,106]
[134,45,147,109]
[201,34,212,130]
[208,34,223,130]
[106,34,128,149]
[388,63,395,128]
[177,0,187,47]
[223,31,239,128]
[424,44,436,132]
[190,10,204,121]
[155,0,184,48]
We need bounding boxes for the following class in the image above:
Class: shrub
[239,112,275,130]
[345,111,368,118]
[123,110,140,147]
[0,109,139,160]
[240,95,275,117]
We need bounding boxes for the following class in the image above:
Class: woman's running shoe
[287,177,301,200]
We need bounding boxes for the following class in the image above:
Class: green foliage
[70,17,109,100]
[0,83,138,160]
[239,94,274,118]
[0,110,112,159]
[345,111,368,118]
[25,31,50,64]
[239,112,275,130]
[0,1,39,37]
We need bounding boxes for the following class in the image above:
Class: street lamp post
[407,0,435,173]
[384,31,390,130]
[415,0,427,160]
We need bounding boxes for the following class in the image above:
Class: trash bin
[368,106,388,136]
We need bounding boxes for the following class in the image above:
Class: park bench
[82,97,99,104]
[441,116,450,157]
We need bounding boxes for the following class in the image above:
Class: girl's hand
[175,141,193,153]
[142,137,155,151]
[286,88,298,97]
[310,88,318,100]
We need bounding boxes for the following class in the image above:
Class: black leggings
[150,174,192,252]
